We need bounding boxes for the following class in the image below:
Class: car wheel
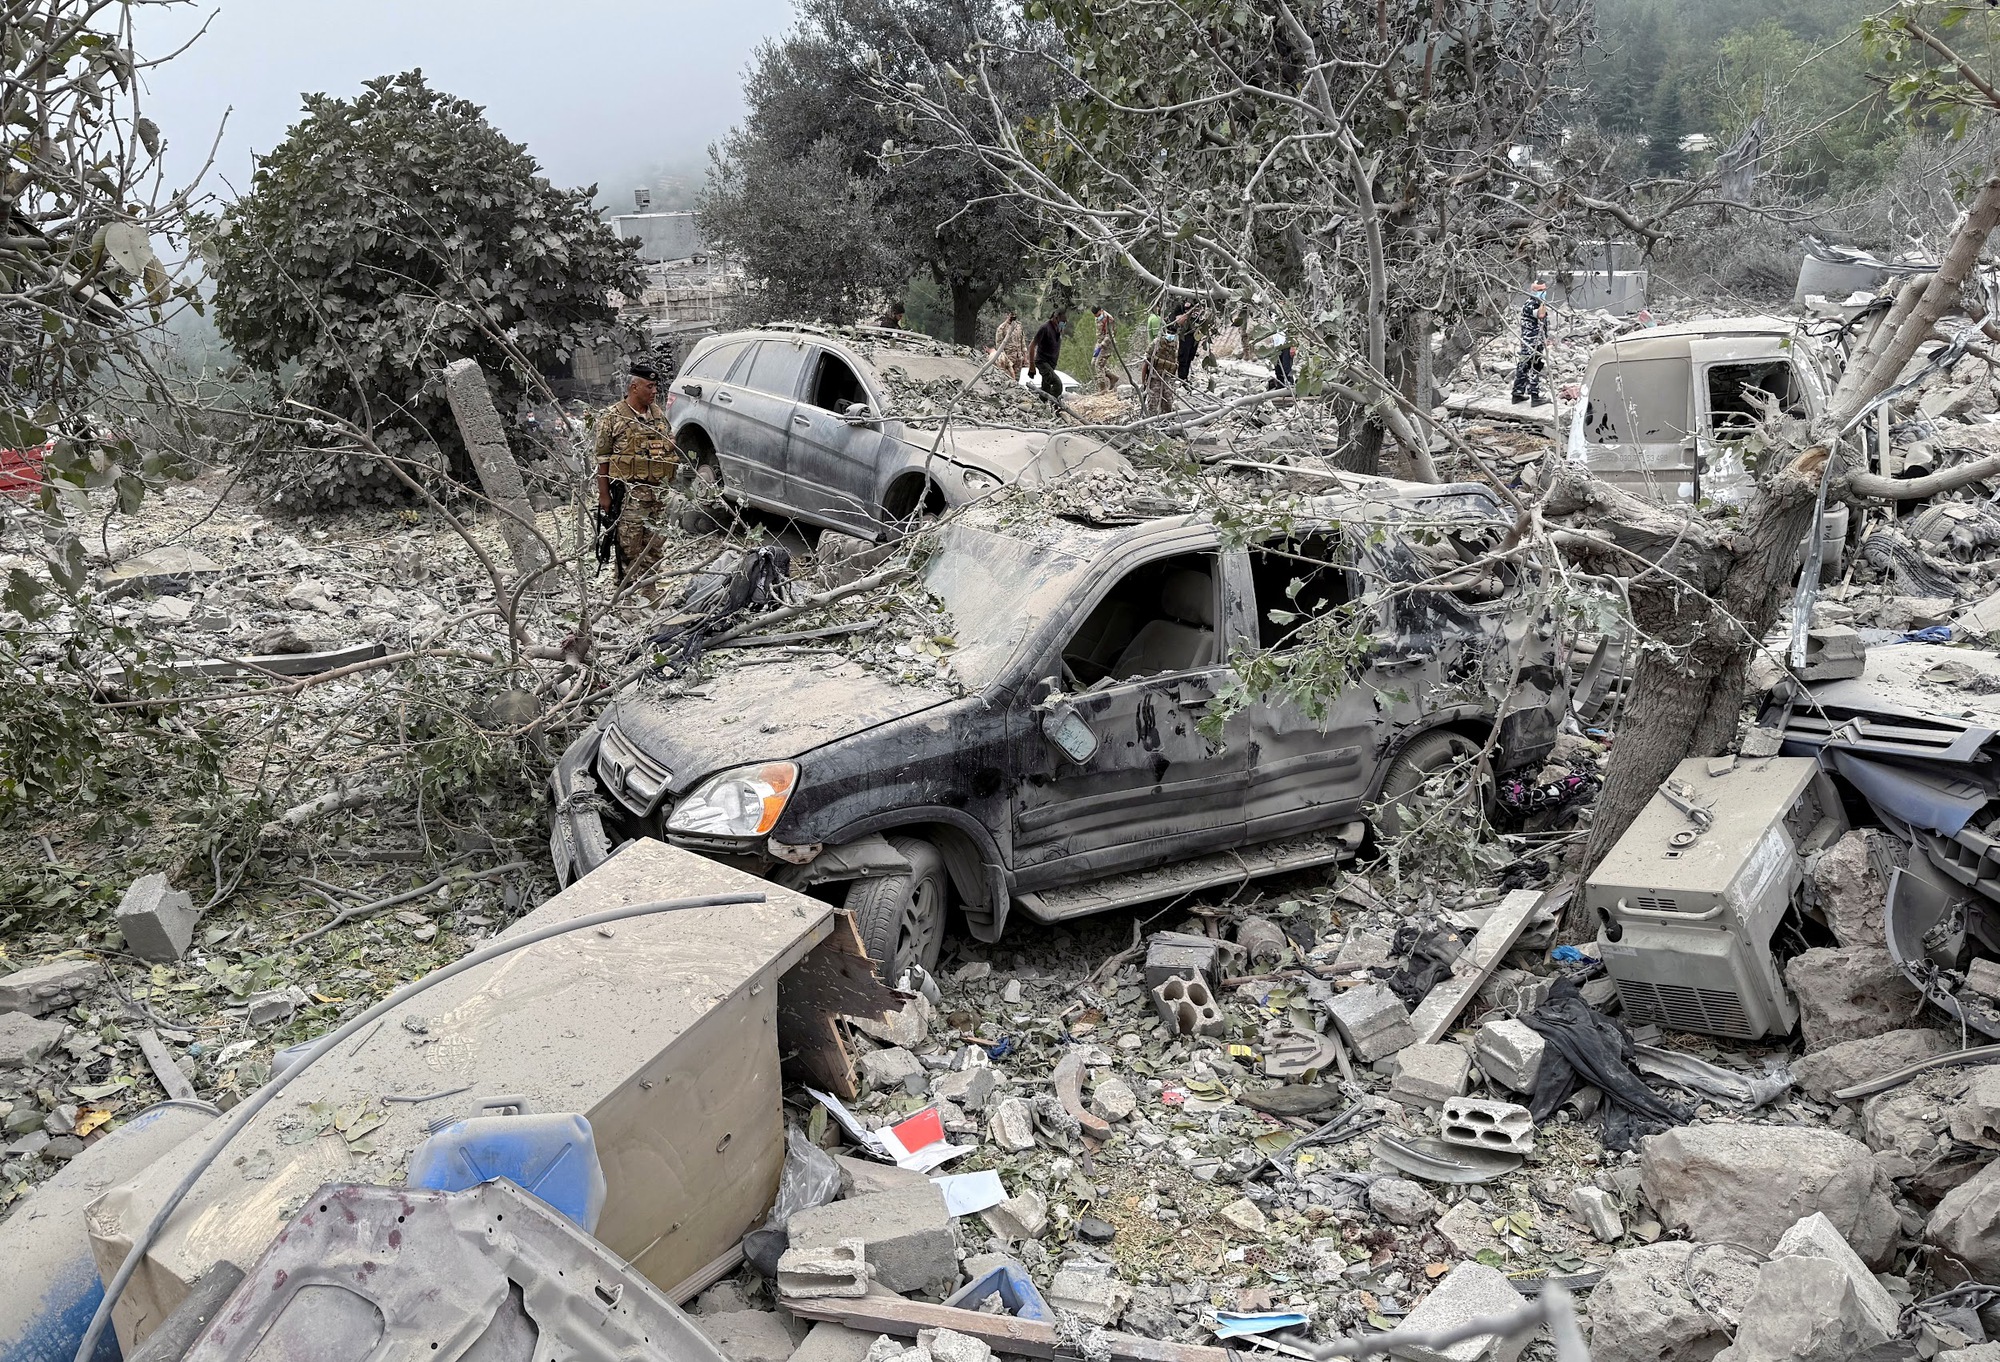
[1375,730,1486,841]
[691,457,724,501]
[845,835,948,984]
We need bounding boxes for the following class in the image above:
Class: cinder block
[777,1237,871,1299]
[115,874,198,963]
[1152,974,1225,1036]
[1438,1096,1535,1153]
[787,1183,957,1295]
[1474,1018,1545,1093]
[1390,1044,1471,1108]
[0,959,102,1016]
[1329,982,1415,1062]
[1145,931,1220,988]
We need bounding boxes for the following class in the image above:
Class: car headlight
[961,468,1001,494]
[666,761,798,837]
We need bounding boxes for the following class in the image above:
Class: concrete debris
[1926,1157,2000,1281]
[1808,829,1894,949]
[1388,1261,1529,1362]
[114,873,199,962]
[1045,1263,1131,1325]
[1368,1177,1441,1226]
[1720,1213,1900,1361]
[1567,1185,1624,1242]
[917,1328,993,1362]
[1218,1196,1268,1233]
[851,993,933,1049]
[788,1184,958,1295]
[1785,946,1926,1052]
[1388,1043,1471,1108]
[1333,930,1395,972]
[1791,1028,1954,1102]
[1151,973,1225,1036]
[1472,1018,1545,1093]
[981,1189,1048,1241]
[1437,1096,1534,1153]
[858,1046,926,1092]
[243,986,305,1027]
[1585,1241,1760,1362]
[1638,1124,1900,1267]
[777,1238,873,1299]
[0,959,102,1016]
[1143,931,1222,989]
[700,1310,804,1362]
[1329,981,1416,1062]
[0,1011,68,1070]
[835,1155,930,1200]
[792,1323,881,1362]
[987,1097,1036,1152]
[932,1065,999,1111]
[1088,1075,1137,1122]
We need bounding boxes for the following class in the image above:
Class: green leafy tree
[701,0,1050,343]
[209,70,644,505]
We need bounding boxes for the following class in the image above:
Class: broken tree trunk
[441,358,552,592]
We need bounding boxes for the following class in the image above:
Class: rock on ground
[696,1310,802,1362]
[1927,1157,2000,1281]
[1719,1255,1894,1362]
[1585,1241,1759,1362]
[1792,1028,1953,1102]
[1784,947,1924,1052]
[0,960,102,1016]
[1369,1177,1441,1227]
[1638,1124,1899,1267]
[1807,830,1895,949]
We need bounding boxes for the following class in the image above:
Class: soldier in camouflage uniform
[594,362,679,590]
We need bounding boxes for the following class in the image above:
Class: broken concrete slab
[1791,1028,1954,1102]
[1388,1260,1529,1362]
[1472,1018,1545,1093]
[858,1046,925,1091]
[1368,1177,1440,1227]
[1143,931,1221,989]
[1638,1124,1899,1266]
[1218,1197,1267,1234]
[1770,1212,1898,1336]
[1567,1186,1623,1243]
[1329,981,1416,1062]
[788,1184,957,1296]
[0,1011,68,1070]
[0,959,102,1016]
[982,1190,1048,1241]
[699,1309,803,1362]
[1927,1157,2000,1281]
[835,1154,930,1200]
[1432,1200,1504,1260]
[114,874,198,963]
[988,1097,1035,1152]
[1808,830,1894,949]
[1784,946,1925,1052]
[1332,930,1393,972]
[932,1066,999,1111]
[1045,1265,1130,1326]
[791,1322,880,1362]
[1408,888,1543,1045]
[1722,1253,1895,1362]
[1584,1241,1759,1362]
[1089,1075,1137,1123]
[1389,1043,1471,1108]
[850,993,932,1049]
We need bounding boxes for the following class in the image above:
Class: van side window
[1705,360,1805,438]
[1584,358,1692,444]
[1248,533,1353,649]
[1062,552,1218,685]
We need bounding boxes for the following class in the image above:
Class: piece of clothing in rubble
[1521,976,1692,1151]
[644,543,793,674]
[1511,294,1548,404]
[1381,921,1460,1008]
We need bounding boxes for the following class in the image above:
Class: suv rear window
[745,341,808,397]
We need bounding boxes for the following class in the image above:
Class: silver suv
[667,327,1130,539]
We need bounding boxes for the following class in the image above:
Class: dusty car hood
[604,657,956,793]
[922,427,1132,485]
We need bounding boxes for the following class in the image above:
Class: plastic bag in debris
[1522,977,1693,1151]
[744,1125,843,1275]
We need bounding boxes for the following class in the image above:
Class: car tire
[1375,730,1485,841]
[845,835,948,984]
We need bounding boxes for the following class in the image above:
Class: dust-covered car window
[923,523,1092,688]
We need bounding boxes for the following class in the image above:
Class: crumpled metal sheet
[181,1179,730,1362]
[1631,1043,1790,1108]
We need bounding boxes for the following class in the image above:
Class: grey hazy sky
[136,0,796,208]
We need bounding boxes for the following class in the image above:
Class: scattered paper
[932,1168,1006,1216]
[809,1090,971,1171]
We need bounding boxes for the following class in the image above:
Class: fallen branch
[291,861,534,947]
[259,782,393,839]
[705,567,911,647]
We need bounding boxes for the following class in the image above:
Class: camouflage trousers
[616,481,669,587]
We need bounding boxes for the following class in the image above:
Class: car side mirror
[1038,695,1099,765]
[841,402,877,424]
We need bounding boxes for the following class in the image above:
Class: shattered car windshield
[922,522,1094,688]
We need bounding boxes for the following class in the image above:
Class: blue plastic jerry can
[406,1101,606,1232]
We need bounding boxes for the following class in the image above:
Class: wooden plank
[1408,888,1546,1044]
[668,1242,747,1305]
[135,1028,198,1102]
[786,1295,1232,1362]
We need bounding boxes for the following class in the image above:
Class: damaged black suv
[550,476,1567,979]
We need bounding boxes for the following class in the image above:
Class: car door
[1578,352,1696,504]
[785,348,891,534]
[694,340,769,498]
[1010,543,1252,889]
[1231,529,1387,841]
[1690,341,1807,505]
[730,338,814,508]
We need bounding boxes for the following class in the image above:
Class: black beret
[629,362,660,382]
